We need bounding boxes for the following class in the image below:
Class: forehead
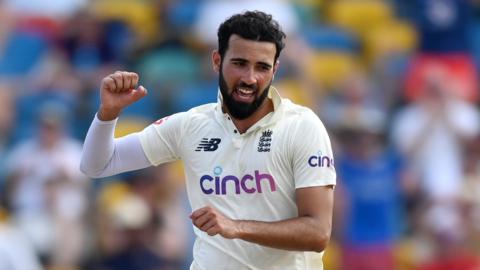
[224,34,276,64]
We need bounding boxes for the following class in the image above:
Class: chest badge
[195,138,221,152]
[257,129,272,152]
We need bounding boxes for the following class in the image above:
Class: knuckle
[102,77,112,83]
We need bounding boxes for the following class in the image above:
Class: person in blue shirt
[334,109,407,270]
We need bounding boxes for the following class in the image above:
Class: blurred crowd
[1,0,480,269]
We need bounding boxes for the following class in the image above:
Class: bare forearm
[190,188,334,253]
[236,216,331,252]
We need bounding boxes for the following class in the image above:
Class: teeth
[238,88,253,95]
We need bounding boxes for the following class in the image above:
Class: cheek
[222,69,244,90]
[222,66,241,80]
[257,73,273,87]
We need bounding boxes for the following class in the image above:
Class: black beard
[219,71,271,120]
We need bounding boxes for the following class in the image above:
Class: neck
[226,98,274,134]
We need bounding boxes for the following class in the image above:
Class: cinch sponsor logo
[200,166,276,195]
[308,151,334,167]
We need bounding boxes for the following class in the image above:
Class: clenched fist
[98,71,148,121]
[190,206,240,239]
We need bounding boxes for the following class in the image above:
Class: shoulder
[280,99,325,130]
[185,103,217,119]
[274,100,331,152]
[149,103,217,130]
[182,103,218,130]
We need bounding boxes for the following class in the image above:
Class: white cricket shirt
[139,87,336,270]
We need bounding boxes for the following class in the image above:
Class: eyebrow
[230,58,273,69]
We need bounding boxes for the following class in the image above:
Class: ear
[272,60,280,78]
[212,50,221,73]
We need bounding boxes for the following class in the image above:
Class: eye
[232,61,245,67]
[257,65,271,72]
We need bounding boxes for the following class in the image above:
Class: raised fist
[98,71,148,120]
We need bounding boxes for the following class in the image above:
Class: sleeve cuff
[94,113,118,125]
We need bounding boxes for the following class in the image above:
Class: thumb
[129,85,148,102]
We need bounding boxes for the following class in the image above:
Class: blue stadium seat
[0,30,47,76]
[171,80,218,112]
[302,25,359,52]
[12,92,75,143]
[166,0,203,30]
[135,48,201,89]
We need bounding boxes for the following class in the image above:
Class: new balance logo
[195,138,221,152]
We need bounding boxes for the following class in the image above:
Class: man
[6,101,88,269]
[81,11,336,270]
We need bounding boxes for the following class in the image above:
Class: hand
[190,206,240,239]
[98,71,148,120]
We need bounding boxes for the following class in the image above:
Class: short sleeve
[138,112,188,166]
[292,111,336,189]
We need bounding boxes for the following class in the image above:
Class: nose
[241,67,257,86]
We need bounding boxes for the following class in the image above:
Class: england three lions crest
[258,129,272,152]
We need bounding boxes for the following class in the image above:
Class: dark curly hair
[217,11,286,63]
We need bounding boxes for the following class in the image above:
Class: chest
[182,124,292,196]
[188,126,283,168]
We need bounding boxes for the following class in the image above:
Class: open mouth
[233,87,256,103]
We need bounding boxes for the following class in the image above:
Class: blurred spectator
[5,0,87,21]
[0,84,15,183]
[404,54,478,102]
[194,0,299,47]
[28,48,83,96]
[96,191,172,270]
[319,71,385,130]
[414,0,472,53]
[391,66,480,202]
[334,108,407,270]
[4,101,89,269]
[0,6,49,78]
[0,210,42,270]
[60,9,120,87]
[415,201,480,270]
[405,0,478,101]
[128,165,191,268]
[94,166,191,270]
[11,47,86,141]
[461,135,480,254]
